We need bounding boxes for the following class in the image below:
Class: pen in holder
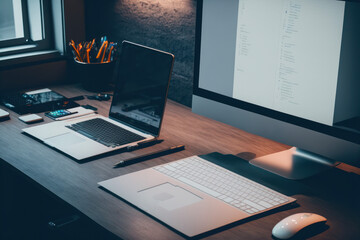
[69,37,117,92]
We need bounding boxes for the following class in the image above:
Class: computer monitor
[192,0,360,179]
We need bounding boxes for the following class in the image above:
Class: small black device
[68,95,85,101]
[0,89,79,115]
[81,104,98,111]
[86,93,111,101]
[45,109,77,120]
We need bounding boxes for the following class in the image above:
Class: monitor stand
[249,147,338,180]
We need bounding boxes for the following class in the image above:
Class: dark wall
[85,0,197,107]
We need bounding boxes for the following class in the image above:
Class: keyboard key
[169,162,180,168]
[217,195,227,200]
[66,118,145,147]
[258,200,273,208]
[164,165,176,171]
[243,200,266,211]
[154,156,295,215]
[178,177,221,197]
[223,197,234,203]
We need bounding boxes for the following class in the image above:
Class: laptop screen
[109,41,174,136]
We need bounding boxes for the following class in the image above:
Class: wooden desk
[0,84,359,240]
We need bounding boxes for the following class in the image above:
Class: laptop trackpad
[45,132,86,147]
[138,183,202,211]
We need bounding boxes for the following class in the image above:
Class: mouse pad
[137,182,202,211]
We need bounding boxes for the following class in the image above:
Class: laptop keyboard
[66,118,145,148]
[154,156,295,215]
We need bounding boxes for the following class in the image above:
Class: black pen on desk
[126,139,164,151]
[114,145,185,168]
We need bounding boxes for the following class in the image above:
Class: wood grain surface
[0,84,359,240]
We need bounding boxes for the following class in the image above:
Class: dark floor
[0,161,119,240]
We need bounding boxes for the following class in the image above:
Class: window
[0,0,53,57]
[0,0,26,43]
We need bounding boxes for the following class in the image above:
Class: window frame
[0,0,30,48]
[0,0,54,57]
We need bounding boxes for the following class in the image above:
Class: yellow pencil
[69,42,82,62]
[101,41,108,63]
[107,46,114,63]
[96,40,106,59]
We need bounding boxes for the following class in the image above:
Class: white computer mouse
[272,213,327,239]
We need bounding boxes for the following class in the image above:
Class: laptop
[23,41,174,160]
[99,155,296,237]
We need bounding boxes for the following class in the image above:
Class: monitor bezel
[193,0,359,145]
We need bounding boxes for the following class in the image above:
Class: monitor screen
[109,41,174,136]
[193,0,360,167]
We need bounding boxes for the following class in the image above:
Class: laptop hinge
[108,115,155,137]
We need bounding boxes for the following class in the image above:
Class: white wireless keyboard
[154,156,295,214]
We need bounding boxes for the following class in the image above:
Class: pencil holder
[72,59,116,92]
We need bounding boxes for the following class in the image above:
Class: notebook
[23,41,174,160]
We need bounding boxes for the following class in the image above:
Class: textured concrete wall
[85,0,197,107]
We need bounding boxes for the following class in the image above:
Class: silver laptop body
[23,41,174,160]
[99,155,296,237]
[22,114,154,160]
